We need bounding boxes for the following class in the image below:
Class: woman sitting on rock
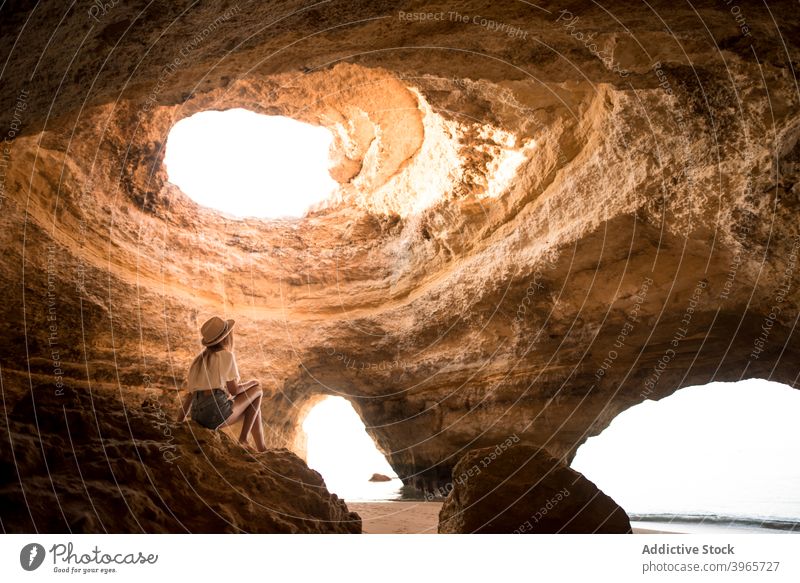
[176,316,267,453]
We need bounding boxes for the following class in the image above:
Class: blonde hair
[187,332,234,387]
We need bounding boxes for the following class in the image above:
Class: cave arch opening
[301,396,403,501]
[571,379,800,531]
[163,108,339,218]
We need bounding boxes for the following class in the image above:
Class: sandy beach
[347,501,686,534]
[347,502,443,534]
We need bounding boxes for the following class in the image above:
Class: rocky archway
[571,378,800,525]
[1,1,799,529]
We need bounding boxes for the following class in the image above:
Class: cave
[1,1,799,534]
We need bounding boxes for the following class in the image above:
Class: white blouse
[186,349,240,391]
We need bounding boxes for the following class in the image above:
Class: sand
[347,502,443,534]
[348,502,684,534]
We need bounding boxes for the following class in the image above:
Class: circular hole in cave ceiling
[163,108,339,219]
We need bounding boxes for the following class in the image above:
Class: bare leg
[220,385,263,444]
[250,407,267,452]
[238,394,262,445]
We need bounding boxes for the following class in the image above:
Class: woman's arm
[176,391,193,422]
[226,379,259,396]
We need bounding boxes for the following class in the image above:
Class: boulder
[0,384,361,533]
[438,444,631,533]
[369,473,392,482]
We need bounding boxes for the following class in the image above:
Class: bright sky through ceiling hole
[164,109,338,218]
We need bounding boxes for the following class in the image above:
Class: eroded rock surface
[438,444,632,533]
[1,1,799,509]
[0,384,360,533]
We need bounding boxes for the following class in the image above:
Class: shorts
[191,389,233,429]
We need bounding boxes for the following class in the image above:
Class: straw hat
[200,316,236,346]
